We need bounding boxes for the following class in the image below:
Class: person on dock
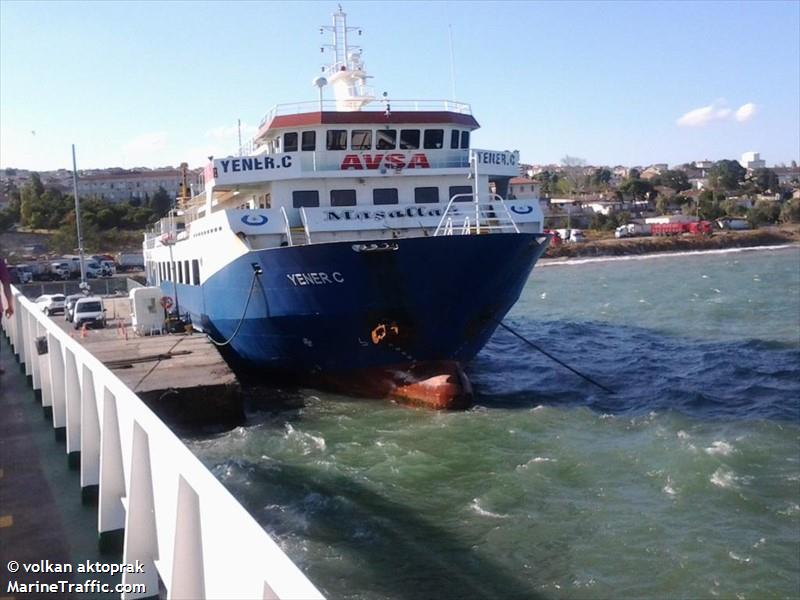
[0,255,13,375]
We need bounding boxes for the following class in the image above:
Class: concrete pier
[55,296,242,425]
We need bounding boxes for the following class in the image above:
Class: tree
[655,170,690,193]
[619,177,654,202]
[780,198,800,223]
[708,160,746,191]
[628,168,641,180]
[748,200,781,225]
[149,186,172,218]
[560,155,587,194]
[589,168,612,190]
[751,168,779,194]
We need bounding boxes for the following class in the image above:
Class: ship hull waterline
[159,232,549,409]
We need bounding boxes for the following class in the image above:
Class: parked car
[73,297,106,330]
[64,294,84,322]
[100,260,116,276]
[8,266,33,284]
[85,261,104,279]
[35,294,66,316]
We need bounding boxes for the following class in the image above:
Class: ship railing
[1,288,324,600]
[433,193,520,236]
[259,99,472,127]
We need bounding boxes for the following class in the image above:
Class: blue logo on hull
[510,205,533,215]
[241,214,269,226]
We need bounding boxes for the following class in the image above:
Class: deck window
[292,190,320,208]
[449,185,473,202]
[414,187,439,203]
[400,129,420,150]
[301,131,316,151]
[184,260,190,284]
[284,132,298,152]
[460,131,470,149]
[330,189,357,207]
[376,129,397,149]
[450,130,460,149]
[351,130,372,150]
[373,188,399,205]
[423,129,444,149]
[192,259,200,285]
[326,129,348,150]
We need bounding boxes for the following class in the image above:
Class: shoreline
[538,242,799,267]
[541,228,800,265]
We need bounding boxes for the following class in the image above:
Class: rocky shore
[544,227,800,259]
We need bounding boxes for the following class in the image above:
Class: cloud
[122,131,168,153]
[735,102,757,122]
[676,101,757,127]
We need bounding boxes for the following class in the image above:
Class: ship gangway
[0,284,324,599]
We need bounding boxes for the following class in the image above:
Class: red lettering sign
[339,153,432,171]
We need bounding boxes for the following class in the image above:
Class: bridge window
[330,189,357,206]
[450,130,460,149]
[449,185,473,202]
[376,129,397,150]
[424,129,444,149]
[192,259,200,285]
[284,132,298,152]
[351,130,372,150]
[373,188,398,205]
[460,131,470,149]
[414,187,439,203]
[292,190,320,208]
[326,130,347,150]
[400,129,420,150]
[301,131,316,151]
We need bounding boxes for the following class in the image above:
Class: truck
[615,223,652,238]
[651,221,713,236]
[116,252,145,272]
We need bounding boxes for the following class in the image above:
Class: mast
[319,5,372,111]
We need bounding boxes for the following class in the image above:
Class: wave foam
[705,441,734,456]
[710,467,739,489]
[470,498,510,519]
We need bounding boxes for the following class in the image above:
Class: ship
[143,7,550,409]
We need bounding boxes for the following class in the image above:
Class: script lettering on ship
[286,272,345,286]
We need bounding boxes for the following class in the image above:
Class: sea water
[186,245,800,599]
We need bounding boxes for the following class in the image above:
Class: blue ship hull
[161,233,547,396]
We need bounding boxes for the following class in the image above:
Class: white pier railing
[1,286,324,600]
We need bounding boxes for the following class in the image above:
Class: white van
[73,296,106,329]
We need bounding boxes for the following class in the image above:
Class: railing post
[122,422,160,599]
[65,347,82,468]
[80,365,101,504]
[51,339,68,441]
[98,388,126,553]
[23,309,34,376]
[168,476,206,600]
[38,321,52,410]
[46,333,64,422]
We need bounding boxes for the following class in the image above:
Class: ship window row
[292,185,473,208]
[192,226,223,238]
[280,128,469,152]
[156,259,201,286]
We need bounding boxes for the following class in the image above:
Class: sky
[1,0,798,171]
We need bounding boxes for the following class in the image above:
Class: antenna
[448,24,456,101]
[237,119,242,156]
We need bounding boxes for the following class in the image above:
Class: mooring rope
[496,320,615,395]
[207,269,261,347]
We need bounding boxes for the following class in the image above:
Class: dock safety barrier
[1,286,324,600]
